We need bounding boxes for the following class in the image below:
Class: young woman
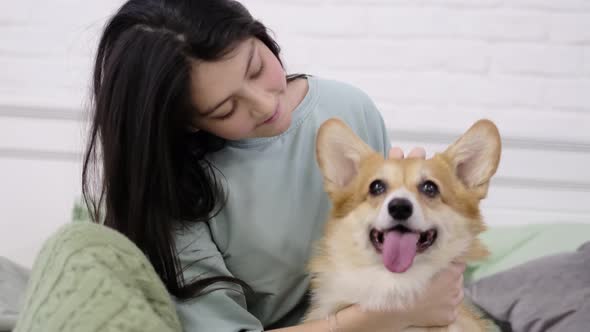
[78,0,465,331]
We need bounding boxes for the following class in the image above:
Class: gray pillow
[0,257,30,332]
[465,241,590,332]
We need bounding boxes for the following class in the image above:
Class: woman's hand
[401,262,466,327]
[389,146,426,160]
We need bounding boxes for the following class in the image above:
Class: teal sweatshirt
[175,76,391,331]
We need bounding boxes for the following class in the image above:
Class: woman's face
[189,37,290,140]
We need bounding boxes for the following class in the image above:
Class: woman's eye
[214,102,236,120]
[369,180,387,196]
[250,61,264,79]
[419,180,439,198]
[217,109,235,120]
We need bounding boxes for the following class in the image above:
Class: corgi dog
[305,119,501,331]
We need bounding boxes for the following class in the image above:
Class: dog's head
[315,118,501,273]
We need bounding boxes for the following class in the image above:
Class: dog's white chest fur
[306,262,439,321]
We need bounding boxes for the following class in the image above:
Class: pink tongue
[382,231,419,273]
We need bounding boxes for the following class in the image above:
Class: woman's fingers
[407,147,426,159]
[389,147,426,160]
[389,147,404,159]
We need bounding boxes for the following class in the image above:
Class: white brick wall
[1,0,589,267]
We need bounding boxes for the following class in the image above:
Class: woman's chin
[269,112,292,136]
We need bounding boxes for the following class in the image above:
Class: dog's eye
[419,180,439,198]
[369,180,387,196]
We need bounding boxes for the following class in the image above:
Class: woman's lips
[260,101,281,126]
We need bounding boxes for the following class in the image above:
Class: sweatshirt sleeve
[174,222,264,332]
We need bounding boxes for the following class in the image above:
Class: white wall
[1,0,589,268]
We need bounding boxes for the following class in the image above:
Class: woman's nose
[246,87,275,120]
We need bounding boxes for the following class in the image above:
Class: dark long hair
[82,0,282,299]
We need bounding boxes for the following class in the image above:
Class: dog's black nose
[388,198,413,221]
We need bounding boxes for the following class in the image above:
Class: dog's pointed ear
[316,118,375,192]
[442,119,502,198]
